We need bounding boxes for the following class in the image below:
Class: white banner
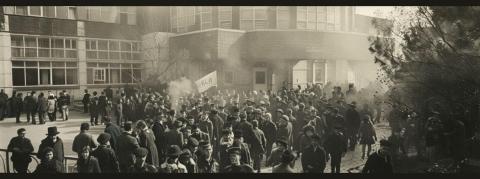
[195,71,217,93]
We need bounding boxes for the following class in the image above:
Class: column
[77,21,87,94]
[0,15,12,94]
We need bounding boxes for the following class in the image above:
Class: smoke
[168,77,196,111]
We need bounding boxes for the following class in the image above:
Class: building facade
[0,6,387,99]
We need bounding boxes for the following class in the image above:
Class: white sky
[355,6,395,18]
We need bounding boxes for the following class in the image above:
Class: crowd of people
[5,81,478,173]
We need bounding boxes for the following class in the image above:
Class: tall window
[199,6,213,30]
[171,7,196,33]
[314,62,326,83]
[119,6,136,25]
[277,6,290,29]
[296,7,307,29]
[326,7,335,31]
[11,35,78,59]
[218,6,232,29]
[86,39,140,60]
[87,63,143,84]
[307,7,316,30]
[12,61,78,86]
[28,6,42,16]
[317,7,327,30]
[240,6,269,30]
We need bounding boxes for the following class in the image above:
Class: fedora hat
[167,145,183,157]
[46,127,60,136]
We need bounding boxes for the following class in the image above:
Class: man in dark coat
[209,109,224,160]
[37,93,48,124]
[37,127,65,167]
[251,120,267,173]
[196,141,220,173]
[98,91,108,123]
[24,91,37,124]
[191,124,210,143]
[0,89,8,121]
[345,102,361,151]
[301,135,328,173]
[82,89,91,113]
[105,86,113,101]
[72,123,98,157]
[163,120,184,152]
[7,128,34,173]
[198,112,214,143]
[152,117,167,162]
[104,117,122,151]
[128,147,158,173]
[116,122,140,172]
[223,147,255,173]
[232,130,252,166]
[12,93,23,123]
[260,113,277,157]
[137,120,160,167]
[238,112,258,148]
[91,133,120,173]
[90,91,100,126]
[277,115,293,149]
[324,126,348,173]
[272,150,296,173]
[362,139,393,173]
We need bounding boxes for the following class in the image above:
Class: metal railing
[0,148,78,173]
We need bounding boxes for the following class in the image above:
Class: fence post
[6,151,10,173]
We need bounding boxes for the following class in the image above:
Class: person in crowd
[272,150,296,173]
[76,146,101,173]
[58,90,70,121]
[82,89,91,113]
[232,130,252,166]
[91,133,120,173]
[219,129,235,170]
[72,123,97,158]
[7,128,34,173]
[116,121,140,172]
[24,91,37,124]
[98,91,108,124]
[298,125,315,157]
[37,92,48,124]
[34,147,63,173]
[179,149,197,173]
[159,145,188,173]
[128,147,158,173]
[223,147,255,173]
[362,139,393,173]
[301,134,328,173]
[37,127,64,168]
[260,112,277,158]
[251,119,266,173]
[345,101,361,151]
[277,115,293,149]
[266,138,290,167]
[136,120,160,167]
[90,91,100,126]
[10,93,23,123]
[152,116,167,162]
[47,94,56,122]
[197,141,220,173]
[324,125,348,173]
[191,124,210,143]
[359,115,377,160]
[163,120,184,151]
[104,117,122,151]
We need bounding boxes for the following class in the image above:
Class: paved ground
[0,109,392,173]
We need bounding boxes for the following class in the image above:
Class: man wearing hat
[37,127,65,169]
[159,145,187,173]
[362,139,393,173]
[116,121,140,172]
[345,101,361,151]
[238,111,258,150]
[232,130,253,166]
[163,120,184,155]
[324,125,348,173]
[24,91,37,124]
[91,133,120,173]
[251,120,267,173]
[197,141,220,173]
[209,109,224,159]
[223,147,255,173]
[198,111,214,144]
[128,147,158,173]
[272,150,296,173]
[301,134,328,173]
[104,117,122,151]
[277,115,293,149]
[7,128,34,173]
[72,123,98,158]
[267,138,290,167]
[275,109,284,126]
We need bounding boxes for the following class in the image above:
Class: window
[218,6,232,29]
[56,6,68,19]
[277,6,290,29]
[15,6,27,15]
[28,6,42,16]
[94,68,106,82]
[87,63,143,84]
[307,7,316,30]
[240,6,269,30]
[255,71,266,84]
[86,39,140,60]
[12,61,78,86]
[314,62,325,83]
[297,7,307,29]
[68,6,77,20]
[171,7,196,33]
[11,35,78,59]
[199,6,213,30]
[240,6,254,30]
[224,71,234,84]
[326,7,335,31]
[317,7,326,30]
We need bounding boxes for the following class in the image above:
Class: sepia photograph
[0,4,479,174]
